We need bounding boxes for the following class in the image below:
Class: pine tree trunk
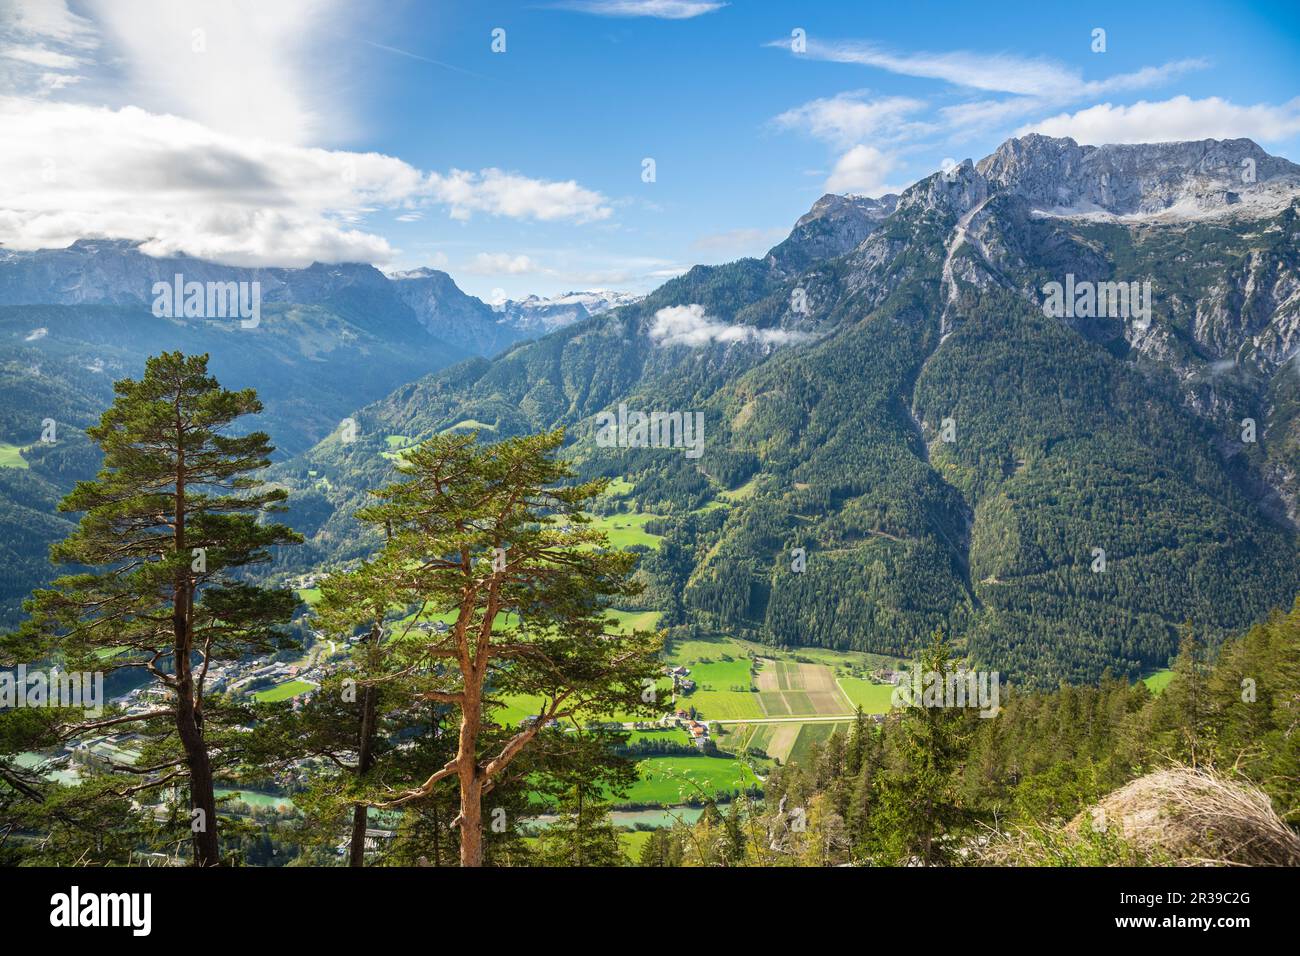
[175,682,220,866]
[348,682,378,867]
[457,697,483,867]
[172,428,219,867]
[458,772,483,867]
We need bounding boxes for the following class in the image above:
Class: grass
[620,754,761,806]
[836,677,897,714]
[618,829,652,860]
[606,608,662,632]
[296,587,321,607]
[440,420,496,434]
[0,442,29,469]
[253,679,316,703]
[788,722,851,765]
[381,434,419,463]
[492,682,671,728]
[666,636,762,721]
[1142,668,1175,693]
[602,477,635,497]
[583,511,664,549]
[719,476,759,501]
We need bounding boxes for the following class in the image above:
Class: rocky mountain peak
[976,134,1300,217]
[767,192,900,274]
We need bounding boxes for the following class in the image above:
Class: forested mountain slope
[256,137,1300,684]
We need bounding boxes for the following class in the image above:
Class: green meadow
[582,510,664,549]
[1142,668,1175,693]
[836,677,897,714]
[253,679,316,703]
[0,442,29,469]
[620,753,761,806]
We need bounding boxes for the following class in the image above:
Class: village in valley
[14,553,910,863]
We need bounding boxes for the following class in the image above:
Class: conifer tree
[14,352,299,866]
[870,630,971,865]
[356,428,661,866]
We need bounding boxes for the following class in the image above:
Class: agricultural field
[663,633,902,724]
[836,676,897,715]
[719,722,780,758]
[716,719,854,764]
[788,722,852,765]
[753,657,853,717]
[619,753,761,806]
[253,679,316,703]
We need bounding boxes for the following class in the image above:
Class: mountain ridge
[272,133,1300,687]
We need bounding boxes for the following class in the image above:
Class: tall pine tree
[15,352,299,865]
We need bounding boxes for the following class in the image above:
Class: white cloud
[772,92,928,148]
[0,0,97,95]
[824,145,900,196]
[429,168,611,223]
[798,41,1074,96]
[650,304,806,348]
[940,96,1049,132]
[552,1,725,18]
[466,253,541,275]
[774,37,1204,100]
[0,0,97,48]
[0,44,78,68]
[84,0,346,145]
[0,98,615,266]
[1018,95,1300,145]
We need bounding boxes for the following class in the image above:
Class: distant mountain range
[491,290,645,335]
[0,240,626,357]
[271,134,1300,687]
[0,239,634,626]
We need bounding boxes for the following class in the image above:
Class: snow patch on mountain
[492,290,643,333]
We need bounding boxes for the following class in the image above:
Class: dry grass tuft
[1069,767,1300,866]
[978,767,1300,867]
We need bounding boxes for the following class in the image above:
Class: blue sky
[2,0,1299,300]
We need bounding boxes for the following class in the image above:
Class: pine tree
[532,729,636,867]
[870,630,971,865]
[14,352,299,865]
[356,428,661,866]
